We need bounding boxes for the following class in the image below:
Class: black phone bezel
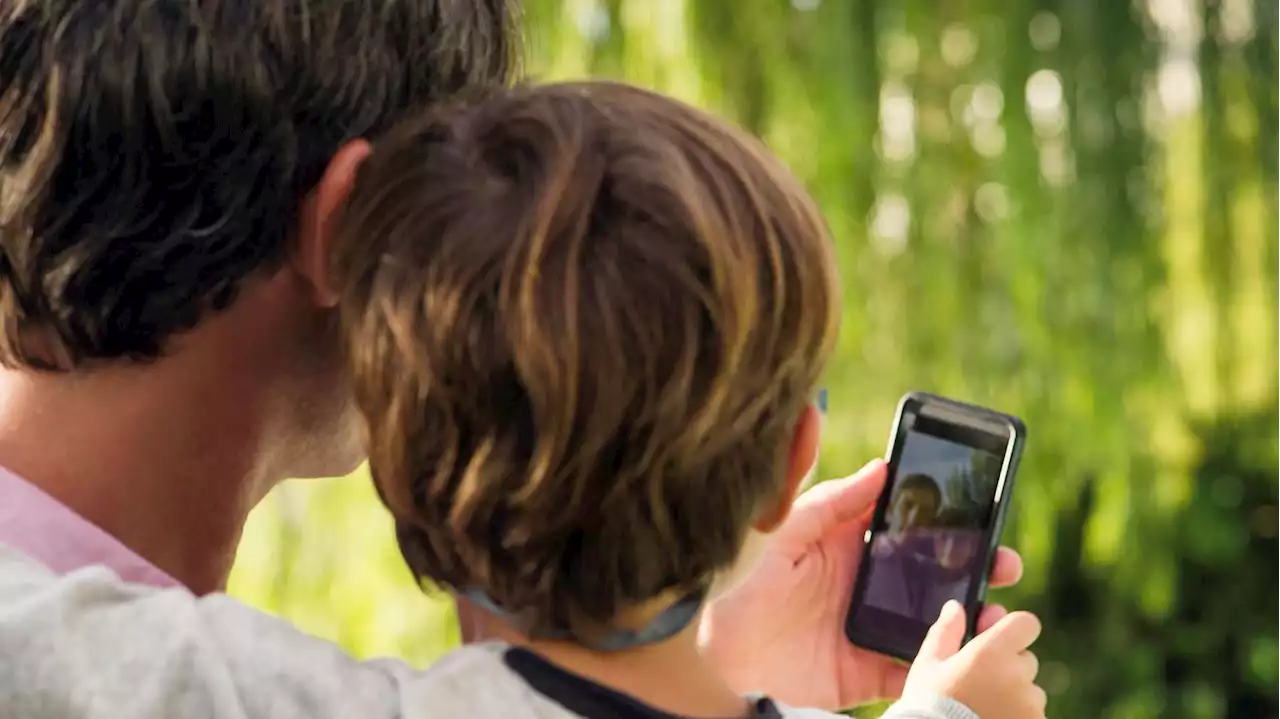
[843,391,1027,662]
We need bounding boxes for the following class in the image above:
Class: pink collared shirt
[0,467,179,588]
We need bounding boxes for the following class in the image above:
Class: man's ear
[292,139,372,307]
[753,403,822,533]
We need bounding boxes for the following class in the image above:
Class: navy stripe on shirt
[503,647,785,719]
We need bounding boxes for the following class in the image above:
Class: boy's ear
[291,139,372,307]
[753,403,822,533]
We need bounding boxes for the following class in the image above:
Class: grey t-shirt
[0,544,976,719]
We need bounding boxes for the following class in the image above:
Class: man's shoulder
[0,552,638,719]
[0,542,410,718]
[0,553,557,719]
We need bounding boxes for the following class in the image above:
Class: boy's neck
[523,620,751,718]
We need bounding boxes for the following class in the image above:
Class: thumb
[780,459,887,545]
[916,600,967,663]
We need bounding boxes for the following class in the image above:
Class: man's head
[0,0,516,478]
[890,473,942,531]
[334,81,840,638]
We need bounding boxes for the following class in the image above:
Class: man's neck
[0,363,278,594]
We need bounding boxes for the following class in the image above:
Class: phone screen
[845,399,1017,661]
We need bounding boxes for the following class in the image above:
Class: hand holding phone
[845,391,1026,661]
[904,600,1047,719]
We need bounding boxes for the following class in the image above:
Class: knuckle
[1024,651,1040,677]
[1031,685,1048,712]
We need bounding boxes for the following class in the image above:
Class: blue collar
[460,588,706,652]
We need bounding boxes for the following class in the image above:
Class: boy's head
[890,473,942,531]
[334,82,840,638]
[0,0,515,477]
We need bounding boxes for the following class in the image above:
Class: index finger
[967,610,1042,655]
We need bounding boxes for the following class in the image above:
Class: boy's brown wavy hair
[333,81,840,638]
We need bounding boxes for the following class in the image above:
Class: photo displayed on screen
[861,429,1004,626]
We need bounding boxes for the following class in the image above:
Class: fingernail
[942,600,962,620]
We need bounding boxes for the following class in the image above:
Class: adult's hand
[698,459,1024,711]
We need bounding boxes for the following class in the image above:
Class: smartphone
[844,391,1026,662]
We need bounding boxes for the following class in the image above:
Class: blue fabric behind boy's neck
[460,588,705,652]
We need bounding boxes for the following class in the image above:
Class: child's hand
[905,600,1047,719]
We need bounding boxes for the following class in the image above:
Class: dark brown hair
[0,0,516,368]
[898,473,943,504]
[934,506,978,529]
[334,81,840,637]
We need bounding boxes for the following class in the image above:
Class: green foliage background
[227,1,1279,717]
